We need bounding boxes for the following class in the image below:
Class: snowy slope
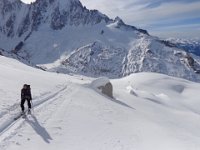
[0,56,200,150]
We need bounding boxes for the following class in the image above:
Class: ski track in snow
[0,82,77,148]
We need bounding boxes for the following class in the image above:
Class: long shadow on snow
[26,115,53,143]
[111,98,136,110]
[84,84,136,110]
[145,98,163,105]
[93,88,135,110]
[95,90,136,110]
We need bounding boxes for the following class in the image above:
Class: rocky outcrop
[91,77,113,98]
[0,0,111,39]
[99,82,113,98]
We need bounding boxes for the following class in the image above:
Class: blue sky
[22,0,200,39]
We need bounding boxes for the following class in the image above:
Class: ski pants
[21,99,31,111]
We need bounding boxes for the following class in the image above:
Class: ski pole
[31,100,34,114]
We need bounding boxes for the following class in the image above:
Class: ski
[27,110,31,115]
[13,111,29,120]
[14,113,25,120]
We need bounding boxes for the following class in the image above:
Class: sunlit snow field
[0,56,200,150]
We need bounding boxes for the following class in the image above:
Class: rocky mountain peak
[0,0,111,37]
[0,0,22,12]
[114,16,124,24]
[33,0,80,8]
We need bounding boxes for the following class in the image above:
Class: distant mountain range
[166,38,200,56]
[0,0,200,82]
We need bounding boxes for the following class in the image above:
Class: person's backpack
[25,85,32,100]
[27,85,30,90]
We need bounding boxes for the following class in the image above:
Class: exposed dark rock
[18,13,31,37]
[137,29,149,36]
[12,41,24,54]
[98,82,113,98]
[6,14,16,37]
[159,40,177,48]
[185,54,194,67]
[51,7,66,30]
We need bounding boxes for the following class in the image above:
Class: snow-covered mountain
[166,38,200,56]
[54,38,200,80]
[0,0,111,50]
[0,0,200,82]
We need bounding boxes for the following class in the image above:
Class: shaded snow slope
[0,56,200,150]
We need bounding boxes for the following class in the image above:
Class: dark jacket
[21,88,32,100]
